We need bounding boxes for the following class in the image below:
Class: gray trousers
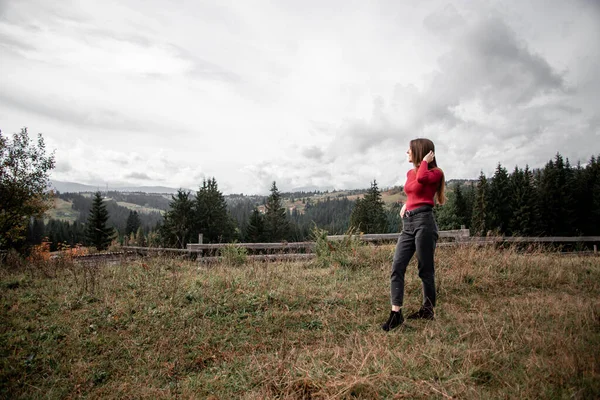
[390,209,439,309]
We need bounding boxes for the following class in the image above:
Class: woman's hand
[423,150,435,163]
[400,203,407,218]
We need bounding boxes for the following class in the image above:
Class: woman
[382,138,446,331]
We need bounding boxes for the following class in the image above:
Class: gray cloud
[0,91,165,133]
[0,32,36,52]
[1,0,597,193]
[334,10,579,171]
[422,3,465,37]
[166,44,243,83]
[125,172,152,180]
[54,160,72,173]
[301,145,324,161]
[244,160,335,193]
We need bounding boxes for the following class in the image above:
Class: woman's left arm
[416,152,442,184]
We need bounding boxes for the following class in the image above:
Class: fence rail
[117,231,600,258]
[462,236,600,243]
[184,229,471,252]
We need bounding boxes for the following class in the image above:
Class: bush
[219,244,248,266]
[311,226,365,269]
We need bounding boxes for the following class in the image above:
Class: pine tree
[194,177,236,243]
[537,154,574,235]
[350,180,387,233]
[264,181,289,241]
[386,202,402,233]
[488,163,511,235]
[160,189,194,248]
[510,166,538,235]
[471,172,490,236]
[435,183,469,230]
[590,156,600,235]
[125,210,141,236]
[453,184,469,228]
[85,191,114,251]
[26,217,45,245]
[245,208,266,242]
[463,184,475,229]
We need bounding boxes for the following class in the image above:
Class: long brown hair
[409,138,446,205]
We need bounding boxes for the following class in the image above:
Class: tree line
[3,127,599,254]
[436,153,600,236]
[25,192,164,251]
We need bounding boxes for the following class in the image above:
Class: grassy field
[45,198,79,223]
[1,246,599,399]
[115,201,164,215]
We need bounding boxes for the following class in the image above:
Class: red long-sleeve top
[404,161,443,211]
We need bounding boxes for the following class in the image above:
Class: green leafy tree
[0,127,55,250]
[85,192,115,251]
[194,177,236,243]
[471,172,490,236]
[350,180,387,233]
[264,181,289,241]
[125,210,141,236]
[160,189,194,248]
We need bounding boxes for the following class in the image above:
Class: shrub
[311,226,364,269]
[219,243,248,266]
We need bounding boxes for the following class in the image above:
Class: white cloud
[0,0,598,194]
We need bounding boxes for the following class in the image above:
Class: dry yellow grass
[1,246,599,399]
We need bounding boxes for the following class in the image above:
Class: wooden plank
[122,246,191,253]
[187,242,314,251]
[127,234,600,255]
[199,254,316,263]
[463,236,600,243]
[186,229,471,251]
[327,229,470,241]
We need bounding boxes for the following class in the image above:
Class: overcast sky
[1,0,599,194]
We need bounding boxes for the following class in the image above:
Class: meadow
[1,245,599,399]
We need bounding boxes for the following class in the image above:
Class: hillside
[45,197,79,223]
[270,187,406,214]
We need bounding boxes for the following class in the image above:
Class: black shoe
[406,307,434,320]
[381,311,404,331]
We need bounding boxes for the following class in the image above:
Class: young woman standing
[382,138,446,331]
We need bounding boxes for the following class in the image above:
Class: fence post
[198,234,203,258]
[594,244,597,254]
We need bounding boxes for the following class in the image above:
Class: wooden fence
[117,229,599,260]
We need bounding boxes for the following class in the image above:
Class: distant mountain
[50,180,186,194]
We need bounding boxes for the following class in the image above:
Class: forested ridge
[26,152,600,250]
